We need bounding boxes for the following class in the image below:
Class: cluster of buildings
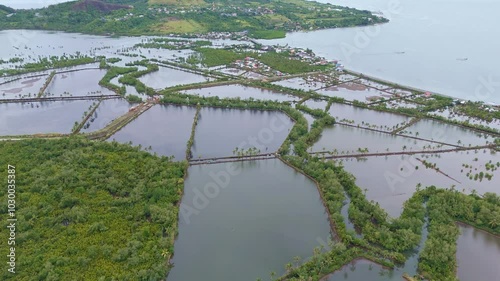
[145,5,275,18]
[260,44,338,68]
[147,6,197,15]
[232,57,283,76]
[139,39,203,49]
[111,12,145,22]
[210,5,275,16]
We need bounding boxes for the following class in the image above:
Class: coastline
[1,28,497,108]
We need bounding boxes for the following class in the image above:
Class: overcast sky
[0,0,74,9]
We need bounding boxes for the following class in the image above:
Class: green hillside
[0,4,15,14]
[0,0,387,38]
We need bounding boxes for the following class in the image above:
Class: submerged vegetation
[0,55,96,77]
[0,138,187,280]
[135,38,212,50]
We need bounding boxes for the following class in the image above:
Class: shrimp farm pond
[0,30,498,281]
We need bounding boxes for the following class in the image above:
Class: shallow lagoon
[272,77,326,91]
[400,118,494,147]
[328,102,410,131]
[323,260,405,281]
[168,159,332,281]
[182,84,299,102]
[43,69,114,97]
[431,108,500,131]
[0,75,46,99]
[302,98,328,111]
[339,149,499,218]
[138,66,212,90]
[191,107,294,158]
[311,124,442,154]
[80,99,131,133]
[456,224,500,281]
[108,104,196,160]
[318,82,391,102]
[0,100,94,135]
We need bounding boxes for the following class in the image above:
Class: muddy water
[328,103,409,131]
[400,118,494,147]
[312,124,446,154]
[339,150,499,218]
[191,107,294,159]
[318,84,390,102]
[0,76,46,99]
[80,99,131,133]
[301,111,316,131]
[302,99,328,111]
[108,104,196,160]
[0,100,95,135]
[431,108,500,131]
[419,150,500,196]
[272,77,326,91]
[456,224,500,281]
[182,84,299,102]
[43,69,114,97]
[324,218,429,280]
[138,66,211,90]
[167,159,332,281]
[339,155,452,218]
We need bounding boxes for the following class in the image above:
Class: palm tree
[489,216,499,228]
[161,250,169,258]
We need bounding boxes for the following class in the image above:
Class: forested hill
[0,0,387,38]
[0,4,16,14]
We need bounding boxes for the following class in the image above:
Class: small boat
[457,58,468,61]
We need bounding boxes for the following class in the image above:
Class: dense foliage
[195,47,328,74]
[0,138,187,280]
[99,66,138,95]
[418,187,500,280]
[0,4,15,14]
[119,60,159,94]
[0,0,386,37]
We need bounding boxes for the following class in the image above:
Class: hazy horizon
[0,0,74,9]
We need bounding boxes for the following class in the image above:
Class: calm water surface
[312,124,442,154]
[340,150,499,217]
[0,76,46,99]
[400,118,494,146]
[108,104,196,160]
[0,100,94,135]
[44,69,114,97]
[80,99,131,133]
[191,108,294,158]
[328,102,409,130]
[262,0,500,104]
[183,84,299,102]
[456,224,500,281]
[138,66,211,90]
[324,218,429,280]
[168,159,332,281]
